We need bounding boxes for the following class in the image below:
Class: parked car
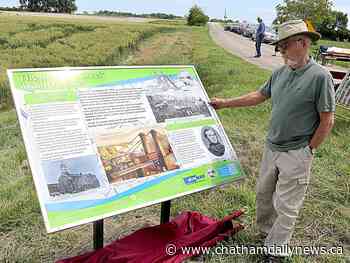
[230,22,240,33]
[263,30,278,43]
[224,23,233,31]
[242,24,258,38]
[251,27,277,44]
[238,22,249,35]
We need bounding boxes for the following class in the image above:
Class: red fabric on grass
[57,210,244,263]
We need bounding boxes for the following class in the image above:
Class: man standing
[211,20,335,262]
[255,17,265,57]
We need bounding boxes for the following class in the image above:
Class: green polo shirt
[259,58,335,152]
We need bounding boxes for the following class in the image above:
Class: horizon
[0,0,349,27]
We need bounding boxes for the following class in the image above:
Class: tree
[274,0,349,40]
[19,0,77,13]
[187,5,209,26]
[274,0,333,28]
[334,10,348,30]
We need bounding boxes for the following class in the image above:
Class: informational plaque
[7,66,244,232]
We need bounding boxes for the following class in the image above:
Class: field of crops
[0,14,178,107]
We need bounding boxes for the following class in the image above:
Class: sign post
[160,201,171,224]
[93,219,104,250]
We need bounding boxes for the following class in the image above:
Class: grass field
[0,15,349,263]
[0,14,180,108]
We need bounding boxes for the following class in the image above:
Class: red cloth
[57,210,244,263]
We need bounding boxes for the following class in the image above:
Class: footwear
[254,55,261,58]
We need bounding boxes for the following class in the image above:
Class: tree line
[19,0,77,13]
[0,0,77,13]
[274,0,349,41]
[93,10,182,20]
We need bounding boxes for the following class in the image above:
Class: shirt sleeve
[259,75,273,98]
[316,72,336,112]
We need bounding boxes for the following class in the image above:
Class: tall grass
[0,15,178,107]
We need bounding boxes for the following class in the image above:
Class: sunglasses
[277,38,303,50]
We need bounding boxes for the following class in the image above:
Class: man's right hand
[209,98,229,110]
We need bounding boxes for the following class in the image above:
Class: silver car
[251,27,277,44]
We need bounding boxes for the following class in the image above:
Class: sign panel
[7,66,244,233]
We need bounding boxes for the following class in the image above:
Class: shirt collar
[287,58,315,76]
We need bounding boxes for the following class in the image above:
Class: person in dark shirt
[255,17,266,57]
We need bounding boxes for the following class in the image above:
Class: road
[208,22,285,71]
[209,22,348,85]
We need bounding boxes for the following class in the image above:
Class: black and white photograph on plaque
[143,71,198,93]
[43,155,107,197]
[146,95,211,123]
[201,126,226,157]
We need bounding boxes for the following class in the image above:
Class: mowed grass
[0,17,349,262]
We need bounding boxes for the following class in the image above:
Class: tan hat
[272,20,321,45]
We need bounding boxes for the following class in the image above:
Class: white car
[263,31,278,44]
[251,30,277,44]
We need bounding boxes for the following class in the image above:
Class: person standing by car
[255,17,265,57]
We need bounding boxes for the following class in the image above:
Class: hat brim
[272,31,321,46]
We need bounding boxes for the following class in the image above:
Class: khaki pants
[256,145,313,255]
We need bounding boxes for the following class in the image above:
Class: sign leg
[160,200,171,224]
[93,219,104,250]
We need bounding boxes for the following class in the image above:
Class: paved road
[209,22,284,71]
[209,22,348,85]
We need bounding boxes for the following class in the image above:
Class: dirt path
[208,22,285,71]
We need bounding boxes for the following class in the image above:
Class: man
[211,20,335,262]
[203,127,225,156]
[255,17,266,57]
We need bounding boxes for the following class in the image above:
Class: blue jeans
[255,35,264,56]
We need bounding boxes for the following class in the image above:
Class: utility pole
[224,8,227,23]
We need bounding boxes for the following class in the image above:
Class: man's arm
[210,91,268,110]
[309,112,334,150]
[257,23,265,36]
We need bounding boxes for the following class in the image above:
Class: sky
[1,0,350,26]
